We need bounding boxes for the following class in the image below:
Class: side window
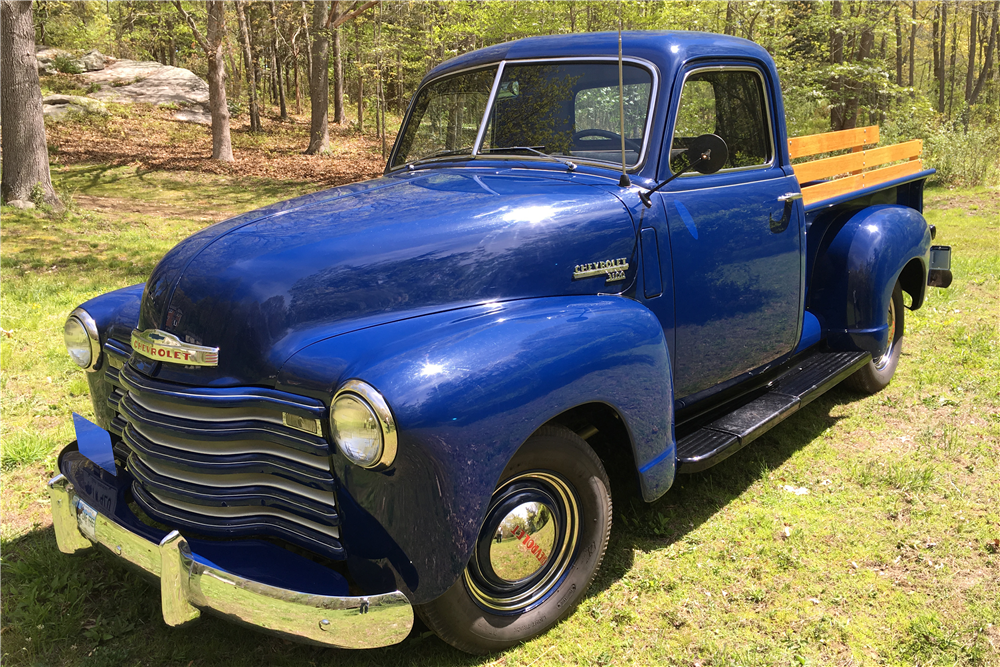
[670,69,772,174]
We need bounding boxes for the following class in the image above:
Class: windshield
[391,61,654,170]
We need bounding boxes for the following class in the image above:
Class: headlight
[64,308,100,371]
[330,380,397,470]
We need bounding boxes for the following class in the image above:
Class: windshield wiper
[482,146,577,172]
[410,147,474,165]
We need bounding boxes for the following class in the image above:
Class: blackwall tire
[846,281,904,394]
[416,425,612,654]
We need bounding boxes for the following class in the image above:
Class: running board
[676,351,870,474]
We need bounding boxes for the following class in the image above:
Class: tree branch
[328,0,378,30]
[173,0,209,53]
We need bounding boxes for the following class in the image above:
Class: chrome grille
[104,343,342,557]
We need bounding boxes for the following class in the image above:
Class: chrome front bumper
[48,474,413,649]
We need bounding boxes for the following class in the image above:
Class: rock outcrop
[36,47,212,125]
[36,47,107,75]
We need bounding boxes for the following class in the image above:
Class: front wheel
[846,281,904,394]
[416,425,612,654]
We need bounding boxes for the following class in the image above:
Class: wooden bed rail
[788,125,924,206]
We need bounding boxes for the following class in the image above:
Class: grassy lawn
[1,172,997,666]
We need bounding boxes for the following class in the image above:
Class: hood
[133,169,636,386]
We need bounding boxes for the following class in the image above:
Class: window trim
[387,56,660,174]
[667,64,776,177]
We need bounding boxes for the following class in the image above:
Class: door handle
[770,192,802,233]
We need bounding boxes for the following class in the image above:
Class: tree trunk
[830,0,845,130]
[895,6,903,84]
[236,1,261,132]
[933,4,941,101]
[947,7,958,116]
[306,0,330,154]
[333,25,344,124]
[724,1,735,36]
[1,0,58,206]
[909,1,917,88]
[969,1,999,105]
[268,0,286,123]
[205,2,233,161]
[356,18,363,132]
[293,49,301,114]
[966,2,978,101]
[939,0,948,113]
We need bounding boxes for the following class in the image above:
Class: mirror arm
[638,153,708,208]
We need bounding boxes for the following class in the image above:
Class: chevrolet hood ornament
[131,329,219,367]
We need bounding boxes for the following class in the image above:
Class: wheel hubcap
[465,471,579,614]
[874,295,897,371]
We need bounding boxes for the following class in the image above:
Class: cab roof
[424,31,773,83]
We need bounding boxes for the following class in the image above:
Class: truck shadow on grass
[0,388,857,667]
[590,386,858,596]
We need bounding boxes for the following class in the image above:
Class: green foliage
[52,53,83,75]
[34,1,113,52]
[0,430,52,470]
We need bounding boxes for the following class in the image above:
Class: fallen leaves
[46,105,385,188]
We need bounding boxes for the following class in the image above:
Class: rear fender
[809,205,930,356]
[277,296,674,603]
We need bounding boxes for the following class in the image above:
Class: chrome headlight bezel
[64,308,101,372]
[330,380,397,470]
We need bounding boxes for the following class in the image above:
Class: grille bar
[106,350,343,558]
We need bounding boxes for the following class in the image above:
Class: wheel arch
[278,295,675,604]
[808,204,930,358]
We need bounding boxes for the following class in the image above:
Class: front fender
[76,284,144,429]
[809,205,930,357]
[277,296,673,603]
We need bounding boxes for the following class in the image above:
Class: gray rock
[6,200,36,210]
[35,47,108,75]
[42,94,108,121]
[82,59,212,125]
[80,49,107,72]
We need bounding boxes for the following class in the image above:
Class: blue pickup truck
[51,31,952,653]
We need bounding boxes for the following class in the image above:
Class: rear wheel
[846,281,904,394]
[416,425,612,654]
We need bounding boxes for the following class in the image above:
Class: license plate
[76,499,98,542]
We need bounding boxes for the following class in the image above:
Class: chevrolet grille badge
[131,329,219,367]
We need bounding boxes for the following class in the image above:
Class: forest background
[28,0,1000,187]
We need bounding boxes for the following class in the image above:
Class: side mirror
[685,134,728,175]
[638,134,730,208]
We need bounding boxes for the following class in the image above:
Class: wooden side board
[788,125,879,159]
[789,124,925,206]
[800,159,924,206]
[793,140,922,183]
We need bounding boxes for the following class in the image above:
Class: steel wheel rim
[873,294,897,371]
[465,471,580,614]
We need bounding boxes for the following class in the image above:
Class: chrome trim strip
[69,308,102,372]
[48,475,412,648]
[332,380,398,470]
[471,60,506,157]
[145,487,340,539]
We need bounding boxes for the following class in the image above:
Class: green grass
[1,179,998,666]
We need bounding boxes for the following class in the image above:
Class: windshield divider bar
[471,61,505,157]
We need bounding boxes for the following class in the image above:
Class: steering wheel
[572,129,641,153]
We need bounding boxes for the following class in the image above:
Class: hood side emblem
[573,257,629,284]
[131,329,219,367]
